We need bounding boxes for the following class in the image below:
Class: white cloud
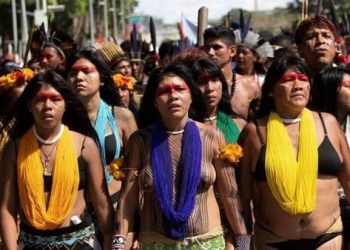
[134,0,292,24]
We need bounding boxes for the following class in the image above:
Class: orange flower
[112,73,136,91]
[109,157,126,180]
[0,68,35,94]
[219,143,243,163]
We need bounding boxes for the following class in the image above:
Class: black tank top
[43,136,88,191]
[254,112,342,182]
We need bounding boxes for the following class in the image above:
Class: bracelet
[111,234,127,250]
[235,234,251,250]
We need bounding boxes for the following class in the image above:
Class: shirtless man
[203,25,259,119]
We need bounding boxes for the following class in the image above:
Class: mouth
[168,103,181,111]
[42,114,54,120]
[314,48,328,54]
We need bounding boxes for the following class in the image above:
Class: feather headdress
[30,23,77,59]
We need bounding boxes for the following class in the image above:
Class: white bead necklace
[203,116,217,122]
[280,117,301,124]
[166,129,185,135]
[33,124,64,145]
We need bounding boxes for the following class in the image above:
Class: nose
[117,88,124,96]
[206,81,215,92]
[43,98,52,109]
[207,47,215,57]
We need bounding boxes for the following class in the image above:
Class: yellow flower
[219,143,243,163]
[112,73,136,91]
[0,68,35,94]
[109,157,126,180]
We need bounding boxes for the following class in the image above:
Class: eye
[298,75,309,81]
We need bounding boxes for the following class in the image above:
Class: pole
[197,6,208,47]
[104,0,109,37]
[42,0,48,31]
[11,0,18,53]
[120,0,125,39]
[89,0,95,44]
[112,0,118,40]
[20,0,29,58]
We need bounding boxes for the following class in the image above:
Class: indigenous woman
[66,48,138,207]
[112,73,139,121]
[240,53,350,249]
[114,63,250,249]
[191,57,247,250]
[191,57,246,140]
[310,67,350,249]
[0,71,113,249]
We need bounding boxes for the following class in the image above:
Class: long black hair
[191,57,238,117]
[310,67,350,117]
[0,71,97,141]
[66,47,121,107]
[257,52,310,118]
[138,62,206,129]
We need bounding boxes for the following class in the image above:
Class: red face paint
[195,75,220,86]
[340,81,350,88]
[70,64,97,74]
[277,73,309,83]
[156,83,188,96]
[33,92,64,103]
[155,82,189,96]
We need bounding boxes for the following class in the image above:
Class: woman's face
[337,73,350,113]
[272,68,310,113]
[117,87,131,108]
[29,84,65,129]
[236,46,257,72]
[114,60,132,76]
[195,75,222,112]
[68,58,101,99]
[154,75,192,121]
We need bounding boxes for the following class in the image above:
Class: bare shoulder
[312,111,339,128]
[69,131,96,151]
[113,106,135,121]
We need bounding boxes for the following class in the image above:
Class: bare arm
[212,129,248,235]
[238,123,256,234]
[115,132,141,237]
[114,107,138,145]
[333,120,350,204]
[0,141,19,250]
[83,136,114,250]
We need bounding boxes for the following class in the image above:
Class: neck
[161,115,188,132]
[238,66,255,76]
[207,107,218,118]
[33,123,63,142]
[84,94,101,124]
[275,108,303,120]
[222,64,233,85]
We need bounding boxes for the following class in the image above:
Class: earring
[100,82,104,86]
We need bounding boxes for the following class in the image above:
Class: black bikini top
[254,112,342,181]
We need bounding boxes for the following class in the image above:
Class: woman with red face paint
[66,48,138,208]
[239,53,350,249]
[114,63,250,250]
[0,71,113,249]
[66,48,138,249]
[191,57,247,250]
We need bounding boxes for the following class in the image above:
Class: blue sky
[134,0,293,24]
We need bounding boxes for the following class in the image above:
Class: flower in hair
[0,68,35,94]
[112,73,136,91]
[219,143,243,163]
[109,157,126,180]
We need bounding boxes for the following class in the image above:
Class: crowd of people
[0,13,350,250]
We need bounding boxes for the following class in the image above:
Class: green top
[216,111,240,143]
